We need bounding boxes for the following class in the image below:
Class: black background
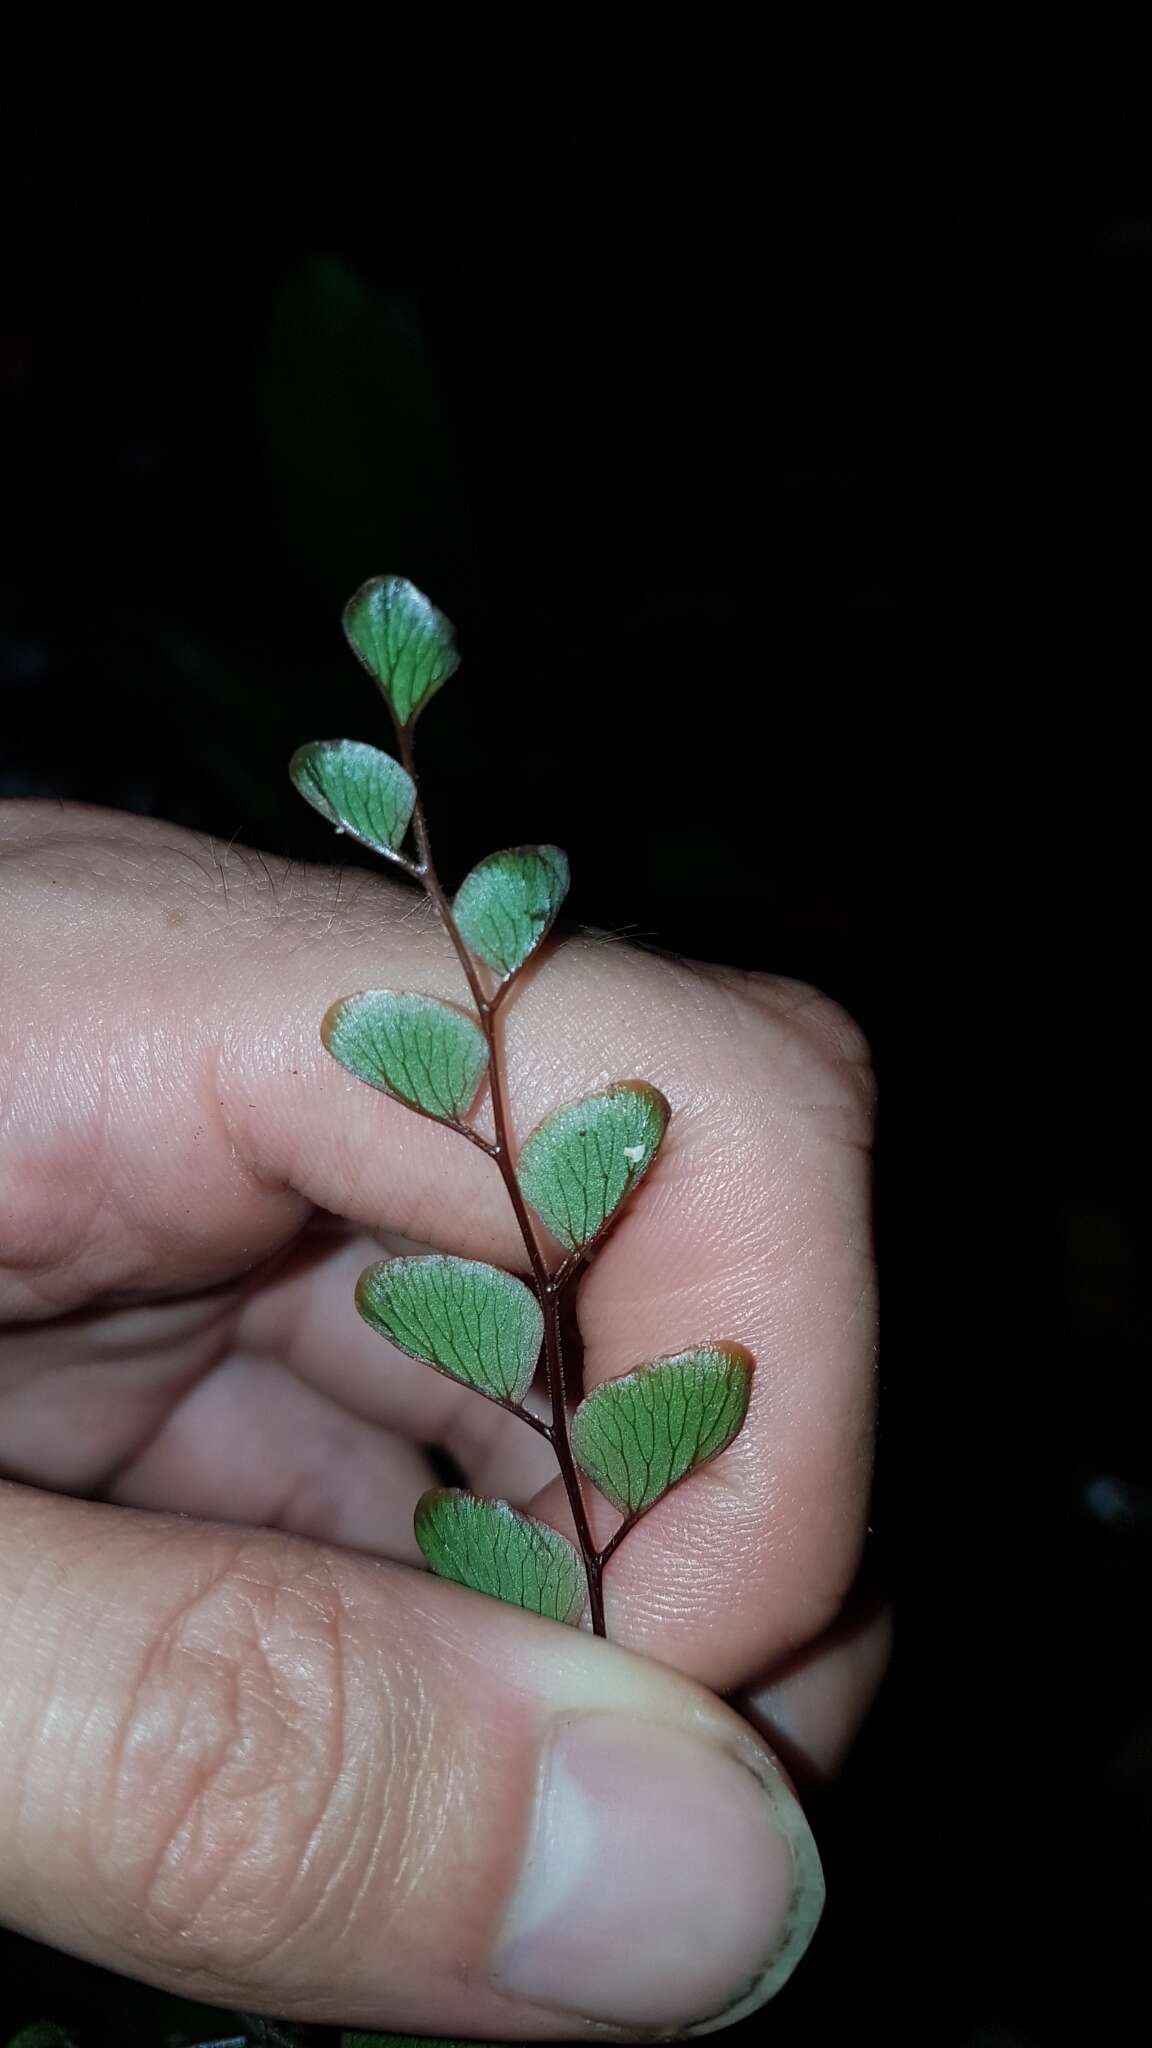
[1,155,1148,2046]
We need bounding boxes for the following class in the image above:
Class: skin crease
[0,801,886,2028]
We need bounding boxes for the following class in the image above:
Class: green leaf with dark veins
[289,738,415,859]
[322,991,488,1123]
[356,1254,543,1405]
[5,2026,77,2048]
[517,1081,670,1250]
[341,2036,502,2047]
[343,573,460,727]
[415,1490,584,1624]
[572,1345,754,1514]
[453,845,570,978]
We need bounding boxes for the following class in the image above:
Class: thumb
[0,1484,823,2038]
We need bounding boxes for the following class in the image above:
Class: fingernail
[493,1714,824,2036]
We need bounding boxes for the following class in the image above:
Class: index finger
[523,954,876,1689]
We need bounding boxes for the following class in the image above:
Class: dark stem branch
[396,719,606,1636]
[506,1402,554,1442]
[397,721,490,1017]
[378,849,421,881]
[552,1249,589,1293]
[597,1508,642,1571]
[451,1121,500,1158]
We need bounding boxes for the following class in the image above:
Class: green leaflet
[356,1254,543,1405]
[343,573,460,727]
[341,2036,502,2048]
[289,737,415,859]
[5,2028,76,2048]
[454,845,570,978]
[415,1490,585,1624]
[572,1346,754,1514]
[322,991,488,1123]
[517,1081,670,1250]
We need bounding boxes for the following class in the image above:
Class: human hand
[0,803,884,2038]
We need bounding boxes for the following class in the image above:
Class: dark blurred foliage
[1,159,1148,2046]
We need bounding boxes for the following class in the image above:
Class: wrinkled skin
[0,804,886,2034]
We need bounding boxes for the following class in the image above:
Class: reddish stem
[396,720,606,1635]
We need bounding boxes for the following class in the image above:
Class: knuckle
[92,1533,419,2001]
[739,969,872,1063]
[737,973,876,1132]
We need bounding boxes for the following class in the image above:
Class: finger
[231,1225,560,1500]
[0,1482,825,2037]
[109,1350,440,1561]
[1,804,876,1693]
[740,1601,894,1783]
[0,1213,553,1519]
[101,1226,556,1536]
[256,1002,876,1693]
[523,959,875,1684]
[241,939,876,1692]
[0,1283,249,1492]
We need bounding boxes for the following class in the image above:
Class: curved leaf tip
[356,1254,543,1405]
[454,844,570,978]
[343,573,460,727]
[517,1080,670,1250]
[322,989,488,1124]
[415,1489,585,1624]
[289,737,416,859]
[572,1344,753,1514]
